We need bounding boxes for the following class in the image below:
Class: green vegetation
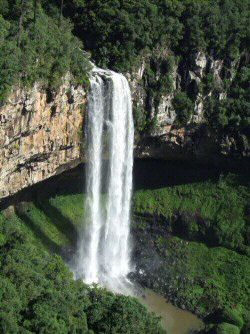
[59,0,249,71]
[53,0,249,148]
[0,0,249,331]
[157,237,250,318]
[0,0,90,102]
[172,91,194,126]
[0,200,165,333]
[135,55,175,134]
[1,1,249,147]
[0,166,249,333]
[133,170,250,332]
[215,323,241,334]
[204,65,250,142]
[133,174,249,253]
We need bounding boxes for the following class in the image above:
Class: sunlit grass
[49,194,84,228]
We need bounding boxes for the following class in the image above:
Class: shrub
[173,91,194,126]
[215,322,240,334]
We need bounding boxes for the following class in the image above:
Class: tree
[18,0,25,46]
[60,0,64,26]
[173,91,194,126]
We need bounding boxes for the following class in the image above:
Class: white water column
[77,68,134,289]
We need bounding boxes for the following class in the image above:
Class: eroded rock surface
[0,78,86,200]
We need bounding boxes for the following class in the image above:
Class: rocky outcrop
[130,51,227,134]
[134,126,221,164]
[129,50,249,162]
[0,76,86,200]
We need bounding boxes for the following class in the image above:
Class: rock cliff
[129,50,249,163]
[0,52,248,201]
[0,76,86,200]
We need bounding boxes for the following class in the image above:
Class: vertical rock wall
[0,78,86,200]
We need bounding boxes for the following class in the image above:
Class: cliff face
[0,77,86,200]
[0,52,248,201]
[129,50,249,162]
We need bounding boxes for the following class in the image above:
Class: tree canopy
[0,213,165,333]
[0,0,90,102]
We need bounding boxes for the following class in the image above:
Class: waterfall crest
[77,68,134,290]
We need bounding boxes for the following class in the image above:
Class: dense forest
[0,0,90,102]
[0,212,165,333]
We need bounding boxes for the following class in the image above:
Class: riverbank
[139,289,203,333]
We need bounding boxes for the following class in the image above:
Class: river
[139,289,203,334]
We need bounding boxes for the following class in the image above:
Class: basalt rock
[0,75,86,200]
[129,50,248,164]
[0,51,247,201]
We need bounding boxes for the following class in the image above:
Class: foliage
[133,166,250,330]
[55,0,249,140]
[133,54,175,135]
[215,322,240,334]
[135,232,250,329]
[1,0,249,139]
[172,91,194,126]
[162,237,250,317]
[0,212,165,333]
[60,0,164,71]
[220,306,244,328]
[133,173,250,253]
[0,166,248,333]
[204,65,250,132]
[59,0,249,71]
[0,1,90,102]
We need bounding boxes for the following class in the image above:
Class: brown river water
[139,289,204,334]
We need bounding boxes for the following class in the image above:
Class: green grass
[133,174,249,252]
[12,194,84,255]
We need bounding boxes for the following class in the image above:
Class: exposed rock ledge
[0,77,86,200]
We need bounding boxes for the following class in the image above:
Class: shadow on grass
[16,209,62,255]
[34,199,78,247]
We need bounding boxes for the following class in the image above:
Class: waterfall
[76,68,134,290]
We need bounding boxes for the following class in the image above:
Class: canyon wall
[0,76,86,200]
[129,50,249,163]
[0,52,248,201]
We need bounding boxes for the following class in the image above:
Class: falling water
[77,68,134,291]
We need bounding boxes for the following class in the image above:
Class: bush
[220,307,244,329]
[173,91,194,126]
[215,322,240,334]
